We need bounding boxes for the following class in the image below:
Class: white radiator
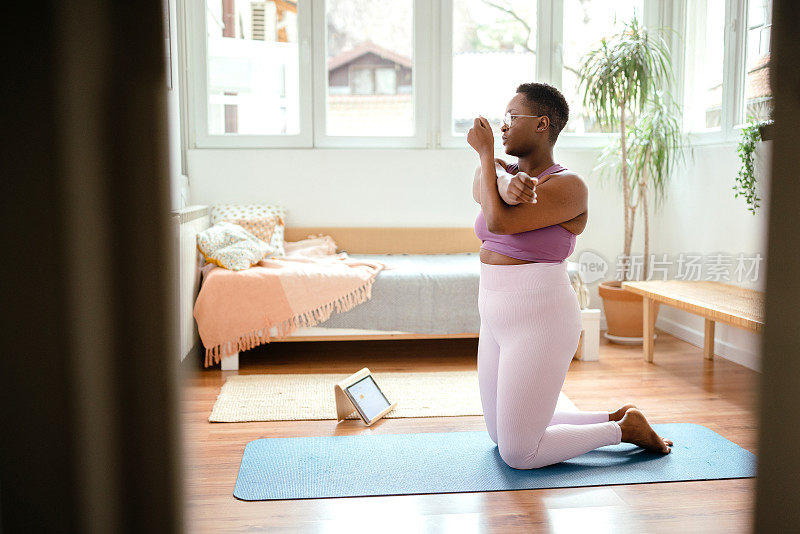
[172,206,210,361]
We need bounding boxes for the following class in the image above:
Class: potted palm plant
[579,16,685,343]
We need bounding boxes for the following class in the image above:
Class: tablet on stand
[334,367,397,426]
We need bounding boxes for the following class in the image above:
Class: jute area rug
[209,371,578,423]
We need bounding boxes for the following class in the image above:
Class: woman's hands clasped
[502,170,538,205]
[494,158,537,205]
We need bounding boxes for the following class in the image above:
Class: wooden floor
[181,331,759,533]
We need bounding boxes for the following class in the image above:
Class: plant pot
[598,280,652,344]
[759,122,775,141]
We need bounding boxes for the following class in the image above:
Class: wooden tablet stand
[334,367,397,426]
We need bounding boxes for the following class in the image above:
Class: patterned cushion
[227,216,282,248]
[196,222,275,271]
[211,204,286,257]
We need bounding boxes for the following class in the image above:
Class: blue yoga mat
[233,423,756,501]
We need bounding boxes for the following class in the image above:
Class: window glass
[744,0,772,123]
[451,0,536,135]
[684,0,725,131]
[205,0,300,135]
[375,68,397,95]
[325,0,414,136]
[351,68,374,95]
[561,0,644,133]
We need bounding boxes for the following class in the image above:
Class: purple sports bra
[474,163,577,263]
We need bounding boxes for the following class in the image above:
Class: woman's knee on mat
[498,441,546,470]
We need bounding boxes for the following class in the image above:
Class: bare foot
[609,402,637,422]
[618,408,673,454]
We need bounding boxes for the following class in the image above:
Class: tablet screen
[346,375,391,422]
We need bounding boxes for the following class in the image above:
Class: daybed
[193,225,600,371]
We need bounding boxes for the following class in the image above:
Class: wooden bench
[620,281,764,362]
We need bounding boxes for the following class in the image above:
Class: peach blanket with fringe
[193,235,386,367]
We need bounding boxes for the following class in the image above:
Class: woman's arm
[472,160,588,235]
[472,166,482,203]
[478,153,513,233]
[487,173,588,235]
[559,211,588,235]
[467,116,539,233]
[472,159,517,204]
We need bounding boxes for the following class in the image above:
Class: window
[375,68,398,94]
[681,0,773,138]
[350,67,374,94]
[744,0,772,123]
[561,0,644,134]
[450,0,536,136]
[205,0,300,136]
[223,91,239,133]
[683,0,725,131]
[188,0,773,148]
[324,0,414,137]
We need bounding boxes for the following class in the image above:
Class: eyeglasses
[503,112,548,128]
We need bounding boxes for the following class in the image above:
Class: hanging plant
[734,120,765,214]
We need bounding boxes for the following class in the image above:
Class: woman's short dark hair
[515,82,570,143]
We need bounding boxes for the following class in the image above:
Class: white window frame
[681,0,767,147]
[188,0,314,148]
[311,0,431,148]
[439,0,562,149]
[438,0,556,149]
[182,0,765,149]
[732,0,772,129]
[438,0,661,151]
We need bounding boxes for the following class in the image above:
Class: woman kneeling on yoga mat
[468,82,673,469]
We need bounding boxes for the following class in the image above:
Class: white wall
[187,139,771,370]
[186,146,622,226]
[647,142,771,372]
[167,0,189,210]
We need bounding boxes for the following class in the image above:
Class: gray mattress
[316,253,481,334]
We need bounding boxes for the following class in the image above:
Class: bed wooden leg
[221,351,239,371]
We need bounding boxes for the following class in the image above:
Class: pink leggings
[477,260,622,469]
